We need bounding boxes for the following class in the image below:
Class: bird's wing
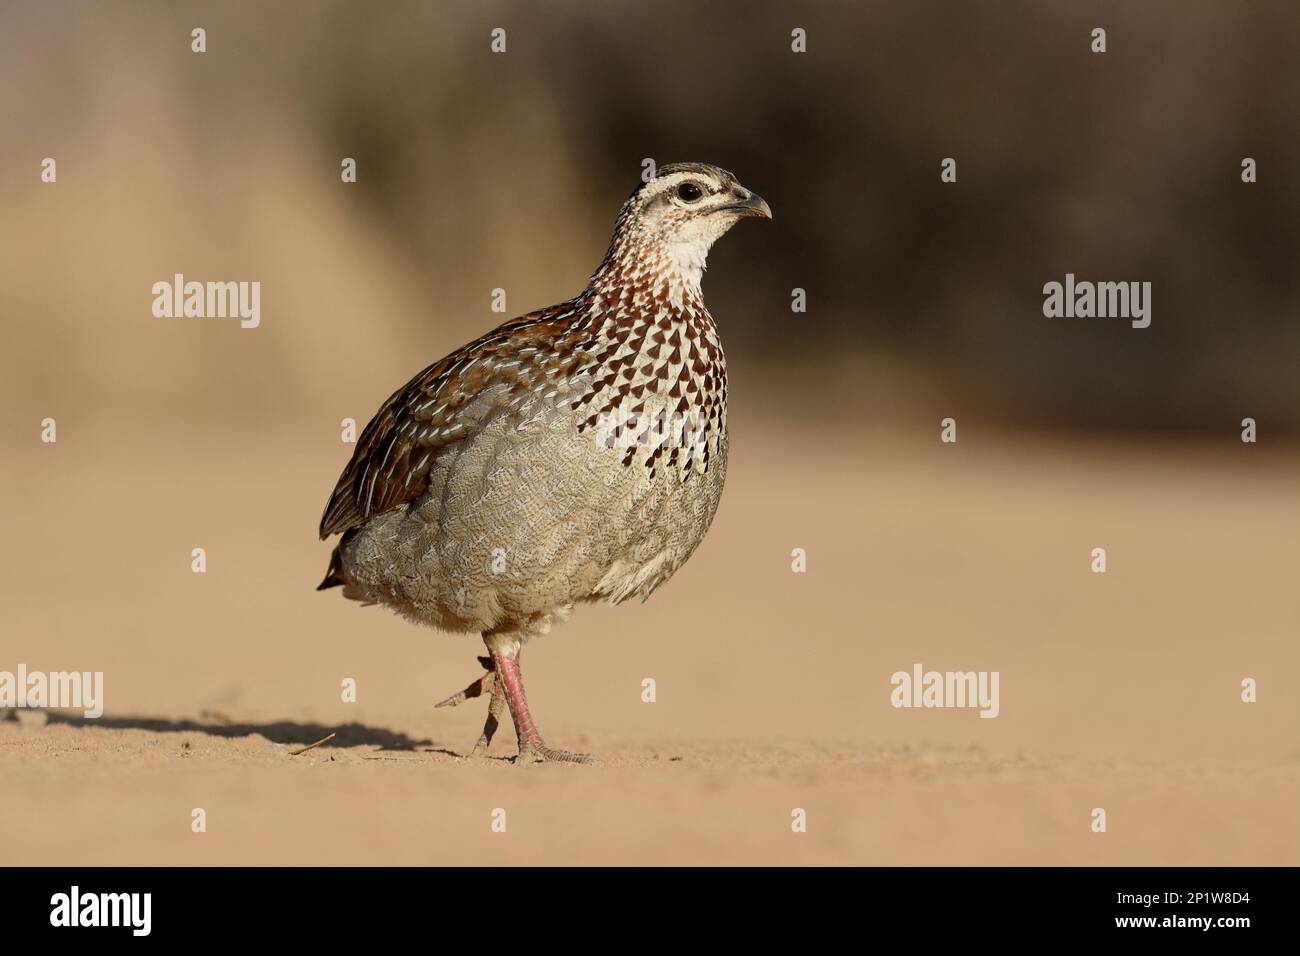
[318,311,577,539]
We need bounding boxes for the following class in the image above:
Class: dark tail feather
[316,544,347,591]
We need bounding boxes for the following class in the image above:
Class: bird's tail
[316,542,347,591]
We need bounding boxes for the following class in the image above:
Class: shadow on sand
[34,711,436,752]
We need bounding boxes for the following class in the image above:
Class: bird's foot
[487,648,594,765]
[434,656,507,757]
[515,736,594,765]
[437,646,596,765]
[433,656,497,708]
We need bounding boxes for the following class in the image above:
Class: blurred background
[1,0,1296,433]
[1,1,1298,865]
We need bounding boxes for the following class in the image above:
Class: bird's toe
[515,742,595,766]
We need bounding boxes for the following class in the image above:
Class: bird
[317,162,771,763]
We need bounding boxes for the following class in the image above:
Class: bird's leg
[434,655,507,756]
[487,644,592,765]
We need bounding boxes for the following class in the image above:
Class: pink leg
[490,649,592,765]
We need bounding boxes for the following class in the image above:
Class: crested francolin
[318,162,771,762]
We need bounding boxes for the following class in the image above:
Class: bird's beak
[719,187,773,220]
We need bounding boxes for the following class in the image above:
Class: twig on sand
[288,732,336,756]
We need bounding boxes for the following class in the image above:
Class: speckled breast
[339,305,729,634]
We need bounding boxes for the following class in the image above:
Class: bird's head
[600,162,771,290]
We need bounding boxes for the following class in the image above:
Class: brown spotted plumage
[318,162,771,763]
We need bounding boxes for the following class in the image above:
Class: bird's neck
[571,229,729,481]
[588,226,709,315]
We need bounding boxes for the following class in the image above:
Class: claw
[435,672,495,709]
[434,657,497,709]
[435,657,507,756]
[515,741,594,765]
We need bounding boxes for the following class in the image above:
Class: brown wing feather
[318,309,581,539]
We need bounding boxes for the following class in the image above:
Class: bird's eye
[676,182,704,203]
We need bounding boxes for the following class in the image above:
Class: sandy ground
[2,419,1298,865]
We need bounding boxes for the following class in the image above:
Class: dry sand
[2,421,1297,865]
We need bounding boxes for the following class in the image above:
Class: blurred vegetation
[2,0,1296,433]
